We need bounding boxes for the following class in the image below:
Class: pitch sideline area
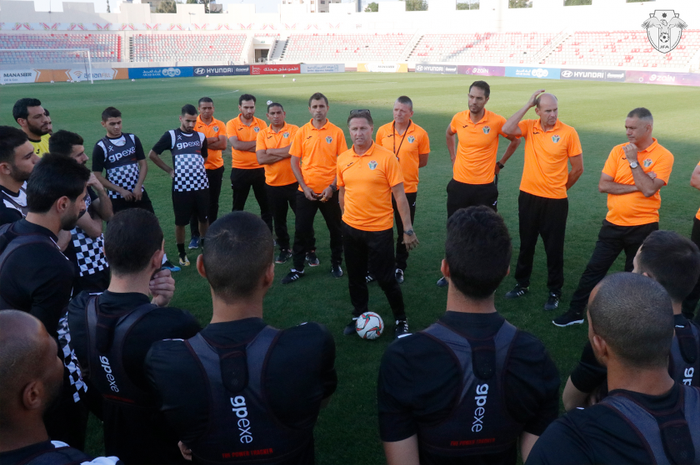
[1,73,699,463]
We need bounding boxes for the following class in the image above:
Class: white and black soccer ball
[355,312,384,340]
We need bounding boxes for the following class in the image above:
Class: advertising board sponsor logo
[300,64,345,74]
[606,72,625,81]
[457,65,506,77]
[251,64,300,75]
[414,64,457,74]
[560,69,615,81]
[505,67,560,80]
[193,65,250,76]
[624,70,700,86]
[1,69,39,84]
[70,68,118,81]
[358,63,408,73]
[128,67,193,80]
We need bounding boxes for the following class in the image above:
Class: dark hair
[104,209,164,275]
[309,92,329,107]
[627,107,653,122]
[267,102,284,112]
[239,94,256,105]
[469,81,491,99]
[348,109,373,126]
[637,230,700,303]
[26,153,90,213]
[589,272,673,369]
[101,107,121,122]
[48,130,84,157]
[44,109,50,117]
[181,104,197,116]
[198,97,214,106]
[396,95,413,110]
[445,206,511,299]
[202,212,273,301]
[12,98,42,122]
[0,126,29,165]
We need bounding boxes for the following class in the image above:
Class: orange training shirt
[256,122,299,187]
[226,114,267,169]
[602,139,673,227]
[195,115,227,170]
[376,120,429,194]
[289,119,348,193]
[337,143,404,232]
[450,109,509,185]
[518,119,582,199]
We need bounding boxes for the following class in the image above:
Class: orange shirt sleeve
[256,128,266,152]
[652,151,673,185]
[226,119,237,141]
[385,152,404,188]
[289,129,303,158]
[418,127,430,154]
[336,152,347,188]
[567,127,583,158]
[450,114,459,134]
[517,119,532,137]
[337,130,348,154]
[375,125,387,145]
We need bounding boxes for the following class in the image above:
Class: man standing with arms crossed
[502,90,584,310]
[189,97,227,250]
[339,110,418,338]
[375,96,430,284]
[553,108,672,326]
[12,98,51,157]
[438,81,521,287]
[226,94,272,231]
[282,93,348,284]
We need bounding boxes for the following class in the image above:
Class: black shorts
[173,189,210,226]
[446,179,498,218]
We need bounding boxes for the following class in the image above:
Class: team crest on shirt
[483,126,491,134]
[408,136,415,143]
[644,158,653,168]
[254,127,260,133]
[283,132,290,138]
[368,160,378,170]
[552,135,561,143]
[213,127,219,133]
[326,136,333,144]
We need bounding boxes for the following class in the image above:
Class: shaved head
[535,93,558,108]
[0,311,63,427]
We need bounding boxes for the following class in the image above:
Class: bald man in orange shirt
[502,90,584,311]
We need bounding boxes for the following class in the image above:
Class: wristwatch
[404,229,414,236]
[496,161,505,169]
[629,161,639,169]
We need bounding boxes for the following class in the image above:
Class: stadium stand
[282,33,412,62]
[129,33,246,63]
[0,33,120,64]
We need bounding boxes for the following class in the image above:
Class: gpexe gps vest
[601,386,700,465]
[417,321,521,458]
[83,295,157,406]
[671,320,700,387]
[184,327,314,464]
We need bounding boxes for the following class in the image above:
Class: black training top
[0,219,74,338]
[67,290,201,465]
[377,311,560,465]
[145,317,338,464]
[0,183,27,226]
[525,384,698,465]
[0,440,123,465]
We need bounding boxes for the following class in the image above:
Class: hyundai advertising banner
[414,64,458,74]
[505,67,561,80]
[193,65,250,77]
[560,69,625,82]
[128,67,194,80]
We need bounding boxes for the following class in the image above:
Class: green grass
[2,74,700,464]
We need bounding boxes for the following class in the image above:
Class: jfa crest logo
[213,127,219,133]
[283,132,290,138]
[483,126,490,135]
[644,158,653,168]
[642,10,687,54]
[326,136,333,144]
[408,136,415,143]
[368,161,378,170]
[552,135,561,143]
[254,127,260,133]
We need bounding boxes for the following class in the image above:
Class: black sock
[200,238,205,248]
[177,243,185,256]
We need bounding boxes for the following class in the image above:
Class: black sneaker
[305,251,320,267]
[275,249,292,264]
[544,292,560,311]
[343,318,358,336]
[505,284,529,299]
[394,319,410,339]
[436,276,448,287]
[281,269,304,284]
[366,274,375,283]
[395,268,404,284]
[331,263,343,278]
[552,310,584,327]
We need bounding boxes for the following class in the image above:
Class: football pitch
[2,73,700,463]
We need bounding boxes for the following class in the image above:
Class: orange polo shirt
[450,109,509,185]
[518,119,582,199]
[337,143,404,232]
[226,114,267,169]
[602,139,673,227]
[696,161,700,221]
[375,120,429,194]
[195,115,227,170]
[256,123,299,187]
[289,119,347,193]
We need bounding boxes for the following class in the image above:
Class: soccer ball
[355,312,384,340]
[266,100,273,105]
[131,79,135,82]
[293,78,296,82]
[282,74,286,78]
[206,75,209,78]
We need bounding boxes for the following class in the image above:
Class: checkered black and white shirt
[70,188,109,277]
[92,133,146,200]
[152,129,209,193]
[0,182,28,225]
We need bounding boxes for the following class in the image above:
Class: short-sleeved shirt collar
[533,119,562,133]
[351,142,376,158]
